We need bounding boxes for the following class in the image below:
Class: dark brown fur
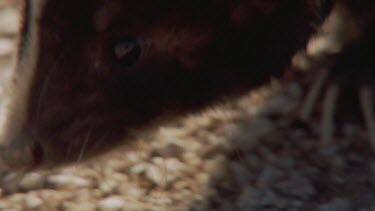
[10,0,322,167]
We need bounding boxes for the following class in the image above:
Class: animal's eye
[112,38,142,67]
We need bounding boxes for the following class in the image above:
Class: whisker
[35,52,65,122]
[77,126,94,163]
[65,138,74,163]
[86,128,113,157]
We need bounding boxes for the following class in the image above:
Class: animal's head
[0,0,319,169]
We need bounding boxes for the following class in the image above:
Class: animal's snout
[0,136,43,171]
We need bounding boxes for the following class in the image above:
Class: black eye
[112,38,142,67]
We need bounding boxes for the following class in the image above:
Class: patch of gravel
[1,2,375,211]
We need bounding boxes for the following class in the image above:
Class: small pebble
[97,196,125,211]
[24,194,43,209]
[145,164,164,186]
[46,174,92,189]
[154,143,185,158]
[118,183,145,199]
[19,172,45,191]
[99,179,119,195]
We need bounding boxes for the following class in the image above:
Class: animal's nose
[0,137,43,171]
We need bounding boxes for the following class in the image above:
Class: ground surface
[1,2,375,211]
